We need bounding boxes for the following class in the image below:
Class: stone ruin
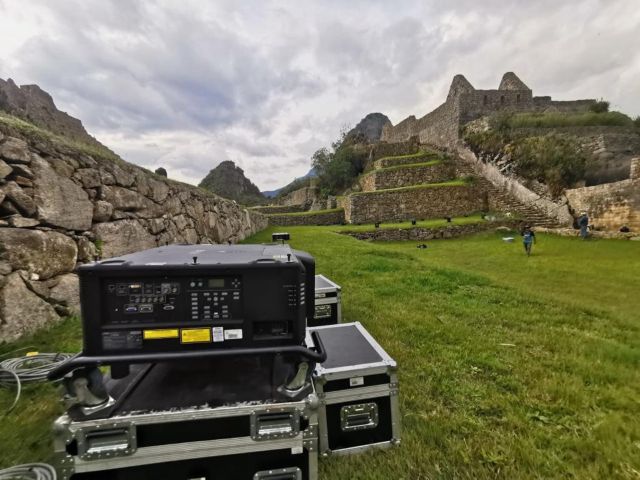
[380,72,596,148]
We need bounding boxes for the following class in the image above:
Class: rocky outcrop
[0,78,106,149]
[0,121,267,342]
[347,113,391,143]
[199,160,266,206]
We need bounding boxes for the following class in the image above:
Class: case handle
[253,468,302,480]
[340,403,379,432]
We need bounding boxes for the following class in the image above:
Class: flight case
[52,359,319,480]
[307,322,401,455]
[310,275,342,327]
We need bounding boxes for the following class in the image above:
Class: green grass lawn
[1,226,639,479]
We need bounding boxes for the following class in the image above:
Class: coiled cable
[0,463,56,479]
[0,352,74,414]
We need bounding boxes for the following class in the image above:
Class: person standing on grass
[578,211,589,239]
[521,225,536,256]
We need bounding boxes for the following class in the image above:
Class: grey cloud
[1,0,639,191]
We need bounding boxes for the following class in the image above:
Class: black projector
[77,244,315,358]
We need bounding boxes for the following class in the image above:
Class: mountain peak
[347,112,391,142]
[198,161,265,206]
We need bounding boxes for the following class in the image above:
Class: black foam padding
[316,325,382,370]
[110,355,296,414]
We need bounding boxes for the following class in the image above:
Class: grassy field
[506,111,635,129]
[1,226,639,479]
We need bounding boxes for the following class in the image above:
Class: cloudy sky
[1,0,639,190]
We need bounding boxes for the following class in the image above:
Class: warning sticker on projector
[181,328,212,343]
[212,327,224,342]
[224,329,243,340]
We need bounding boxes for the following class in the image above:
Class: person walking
[521,225,536,256]
[578,212,589,240]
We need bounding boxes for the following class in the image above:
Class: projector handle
[48,333,327,381]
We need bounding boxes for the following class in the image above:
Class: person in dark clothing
[578,212,589,239]
[521,225,536,256]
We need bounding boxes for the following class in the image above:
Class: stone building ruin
[380,72,596,148]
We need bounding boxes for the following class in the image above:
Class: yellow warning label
[181,328,212,344]
[143,329,179,340]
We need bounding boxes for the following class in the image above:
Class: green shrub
[312,133,368,195]
[511,134,586,196]
[634,116,640,129]
[463,130,508,157]
[589,100,610,113]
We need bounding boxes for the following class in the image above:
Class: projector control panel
[103,276,243,324]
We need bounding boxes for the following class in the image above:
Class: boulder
[75,168,102,188]
[2,181,36,216]
[111,164,135,187]
[0,272,60,342]
[11,164,33,178]
[76,236,98,262]
[0,159,13,179]
[48,273,80,316]
[7,215,40,228]
[0,228,77,279]
[149,179,170,203]
[0,137,31,164]
[0,261,11,275]
[93,200,113,222]
[101,185,148,211]
[32,155,93,230]
[93,219,156,258]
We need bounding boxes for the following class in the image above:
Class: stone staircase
[454,160,561,227]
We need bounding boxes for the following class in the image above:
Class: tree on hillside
[312,130,368,196]
[589,100,610,113]
[511,134,586,196]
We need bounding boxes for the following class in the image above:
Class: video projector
[76,244,315,360]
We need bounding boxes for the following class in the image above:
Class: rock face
[199,161,266,206]
[0,106,267,341]
[347,113,391,143]
[0,272,60,341]
[0,228,77,280]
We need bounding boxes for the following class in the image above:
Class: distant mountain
[199,160,266,206]
[346,112,391,143]
[261,167,316,198]
[0,77,106,149]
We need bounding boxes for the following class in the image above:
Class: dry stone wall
[342,220,519,241]
[276,185,324,210]
[249,205,306,214]
[267,209,345,226]
[565,159,640,231]
[360,162,456,192]
[0,125,267,341]
[346,184,486,224]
